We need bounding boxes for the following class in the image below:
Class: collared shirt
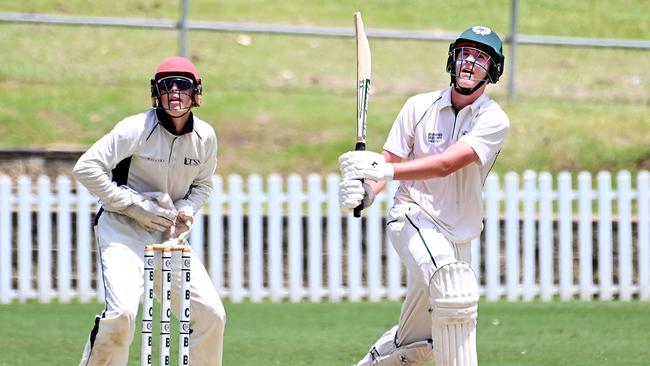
[383,87,509,242]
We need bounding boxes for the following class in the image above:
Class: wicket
[141,244,192,366]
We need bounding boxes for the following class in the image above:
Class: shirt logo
[142,156,165,163]
[184,157,201,166]
[427,132,443,143]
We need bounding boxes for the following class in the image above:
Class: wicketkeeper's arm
[172,133,218,215]
[73,121,141,212]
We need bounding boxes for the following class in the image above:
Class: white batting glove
[339,151,394,181]
[339,179,375,212]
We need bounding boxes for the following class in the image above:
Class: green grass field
[1,300,649,365]
[1,1,649,176]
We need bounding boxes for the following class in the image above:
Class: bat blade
[354,11,371,152]
[353,11,371,218]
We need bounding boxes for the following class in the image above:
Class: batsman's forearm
[368,180,387,196]
[391,158,452,180]
[391,142,478,180]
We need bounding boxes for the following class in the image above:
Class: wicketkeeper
[339,26,510,366]
[74,56,226,366]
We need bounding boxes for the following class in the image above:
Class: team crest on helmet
[471,26,492,36]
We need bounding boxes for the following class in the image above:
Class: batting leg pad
[429,262,479,366]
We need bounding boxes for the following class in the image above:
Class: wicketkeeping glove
[339,151,394,181]
[123,198,177,232]
[339,179,375,212]
[166,206,194,242]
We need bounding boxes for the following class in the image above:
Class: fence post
[288,174,304,302]
[0,177,12,303]
[578,172,594,300]
[248,174,264,302]
[617,171,633,300]
[57,176,72,303]
[208,175,225,293]
[268,174,284,301]
[326,174,343,301]
[505,172,520,301]
[538,172,554,300]
[228,174,244,302]
[638,171,649,300]
[307,174,323,302]
[558,172,574,300]
[597,171,614,300]
[18,176,32,303]
[37,176,53,303]
[522,171,537,301]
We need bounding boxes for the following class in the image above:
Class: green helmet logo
[446,25,505,83]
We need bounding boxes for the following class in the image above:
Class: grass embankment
[1,1,649,176]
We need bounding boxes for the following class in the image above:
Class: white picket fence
[0,170,648,304]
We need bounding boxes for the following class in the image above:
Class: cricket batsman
[74,56,226,365]
[338,26,510,365]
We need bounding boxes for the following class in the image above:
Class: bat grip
[353,142,366,218]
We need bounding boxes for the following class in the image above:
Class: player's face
[452,46,492,88]
[157,76,194,116]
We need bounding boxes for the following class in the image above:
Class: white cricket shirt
[383,87,509,242]
[74,108,217,217]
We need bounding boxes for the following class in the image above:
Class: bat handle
[353,186,364,218]
[353,142,366,218]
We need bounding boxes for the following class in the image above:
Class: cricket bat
[353,11,371,218]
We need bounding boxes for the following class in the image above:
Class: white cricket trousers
[79,212,226,366]
[357,203,473,365]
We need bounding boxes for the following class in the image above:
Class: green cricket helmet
[446,26,505,84]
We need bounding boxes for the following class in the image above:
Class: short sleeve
[383,97,418,159]
[459,107,509,165]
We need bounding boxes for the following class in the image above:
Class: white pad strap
[429,262,479,366]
